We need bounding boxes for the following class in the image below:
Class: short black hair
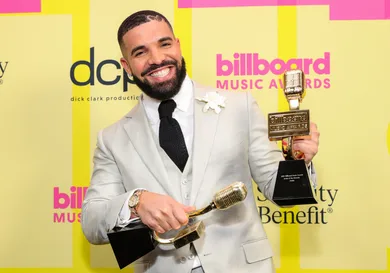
[117,10,173,48]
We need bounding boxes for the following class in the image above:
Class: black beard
[133,58,187,101]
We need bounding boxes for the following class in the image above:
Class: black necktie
[158,99,189,172]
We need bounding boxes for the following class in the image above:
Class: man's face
[120,20,186,100]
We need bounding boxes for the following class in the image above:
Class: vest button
[182,179,188,185]
[180,256,187,263]
[184,193,190,200]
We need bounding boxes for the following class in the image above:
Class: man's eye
[162,43,171,47]
[135,51,144,57]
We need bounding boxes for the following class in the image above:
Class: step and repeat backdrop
[1,0,389,272]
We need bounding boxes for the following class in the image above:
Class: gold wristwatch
[128,189,146,217]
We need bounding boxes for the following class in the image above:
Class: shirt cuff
[307,161,317,189]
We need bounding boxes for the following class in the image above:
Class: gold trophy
[268,69,317,206]
[152,181,247,248]
[108,182,248,269]
[153,181,247,247]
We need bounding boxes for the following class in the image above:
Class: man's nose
[148,49,165,65]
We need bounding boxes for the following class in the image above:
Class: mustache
[141,60,178,77]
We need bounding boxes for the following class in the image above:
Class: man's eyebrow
[159,37,173,43]
[131,45,146,56]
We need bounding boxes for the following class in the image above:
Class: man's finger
[146,219,166,234]
[150,210,174,232]
[293,142,318,157]
[183,205,196,213]
[173,206,189,226]
[294,135,319,146]
[165,211,182,230]
[310,122,318,132]
[158,220,173,233]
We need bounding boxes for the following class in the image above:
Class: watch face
[128,195,139,208]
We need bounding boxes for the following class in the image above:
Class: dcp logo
[0,61,9,84]
[70,47,135,92]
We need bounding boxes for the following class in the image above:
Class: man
[81,10,320,273]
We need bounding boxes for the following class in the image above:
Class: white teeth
[150,68,170,77]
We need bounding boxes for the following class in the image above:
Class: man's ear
[175,38,183,55]
[120,57,132,76]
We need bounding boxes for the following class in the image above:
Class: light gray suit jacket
[81,82,284,273]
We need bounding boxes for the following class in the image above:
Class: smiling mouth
[146,64,176,78]
[149,68,170,78]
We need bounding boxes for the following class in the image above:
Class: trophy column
[268,69,317,206]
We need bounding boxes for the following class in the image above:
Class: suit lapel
[190,84,220,206]
[123,101,178,200]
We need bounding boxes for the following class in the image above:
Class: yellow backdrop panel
[296,6,390,270]
[0,14,73,267]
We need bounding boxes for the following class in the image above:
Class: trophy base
[107,222,157,269]
[107,221,205,269]
[174,221,205,249]
[273,160,317,206]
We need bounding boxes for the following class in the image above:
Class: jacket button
[180,256,187,263]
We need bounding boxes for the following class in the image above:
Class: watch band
[130,207,138,217]
[129,189,146,217]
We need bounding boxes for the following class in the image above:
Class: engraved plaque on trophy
[268,69,317,206]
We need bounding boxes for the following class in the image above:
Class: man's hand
[292,122,320,164]
[136,191,195,234]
